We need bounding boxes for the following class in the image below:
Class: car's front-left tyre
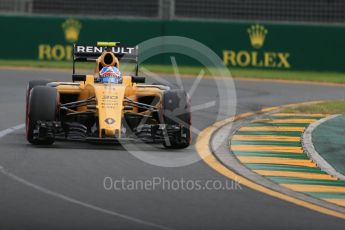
[161,89,191,149]
[26,86,59,145]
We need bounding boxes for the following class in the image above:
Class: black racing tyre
[26,86,59,145]
[26,80,51,101]
[25,80,51,120]
[162,89,191,149]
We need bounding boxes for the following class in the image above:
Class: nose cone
[95,84,126,138]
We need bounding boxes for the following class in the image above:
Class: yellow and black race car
[25,42,191,148]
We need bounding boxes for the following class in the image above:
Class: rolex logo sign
[223,23,291,69]
[62,18,82,43]
[247,24,267,49]
[38,18,82,61]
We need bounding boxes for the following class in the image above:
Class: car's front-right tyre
[26,86,59,145]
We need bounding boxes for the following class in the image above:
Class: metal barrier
[174,0,345,23]
[1,0,345,23]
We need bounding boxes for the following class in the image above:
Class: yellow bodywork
[56,75,162,138]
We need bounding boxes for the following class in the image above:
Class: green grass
[231,69,345,84]
[282,100,345,114]
[0,60,73,69]
[144,64,345,84]
[1,59,345,84]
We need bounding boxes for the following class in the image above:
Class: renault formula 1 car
[26,42,191,148]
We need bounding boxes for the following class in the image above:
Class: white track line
[0,123,25,138]
[0,124,173,230]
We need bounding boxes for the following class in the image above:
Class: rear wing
[72,42,139,75]
[73,44,138,62]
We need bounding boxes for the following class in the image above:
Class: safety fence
[1,0,345,23]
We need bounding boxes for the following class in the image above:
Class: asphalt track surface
[1,68,345,229]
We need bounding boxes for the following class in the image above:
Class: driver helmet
[99,66,122,84]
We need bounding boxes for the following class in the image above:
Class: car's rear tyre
[162,89,191,149]
[26,86,59,145]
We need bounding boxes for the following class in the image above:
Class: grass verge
[282,101,345,114]
[1,60,345,84]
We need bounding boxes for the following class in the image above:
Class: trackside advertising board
[1,15,345,72]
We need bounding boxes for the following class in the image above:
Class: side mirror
[132,76,145,83]
[72,74,86,82]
